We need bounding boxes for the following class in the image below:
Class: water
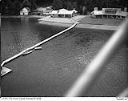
[1,17,65,61]
[1,17,128,96]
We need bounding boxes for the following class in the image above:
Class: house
[91,7,128,18]
[32,6,53,15]
[20,7,30,15]
[31,7,46,15]
[43,6,53,15]
[50,10,59,17]
[50,9,78,18]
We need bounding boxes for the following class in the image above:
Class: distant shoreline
[2,15,123,31]
[1,15,44,18]
[38,15,123,30]
[39,21,119,31]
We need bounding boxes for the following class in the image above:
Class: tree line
[1,0,127,15]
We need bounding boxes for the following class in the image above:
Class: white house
[20,7,30,15]
[35,6,53,15]
[91,7,128,18]
[50,9,78,18]
[50,10,59,17]
[58,9,77,17]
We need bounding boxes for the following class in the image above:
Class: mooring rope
[1,22,79,76]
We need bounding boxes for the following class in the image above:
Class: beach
[39,21,118,31]
[1,15,124,31]
[38,15,125,30]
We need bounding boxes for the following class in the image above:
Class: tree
[52,0,64,10]
[1,0,127,15]
[30,0,37,10]
[21,0,31,8]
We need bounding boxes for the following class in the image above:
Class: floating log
[1,22,79,76]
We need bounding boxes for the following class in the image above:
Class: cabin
[31,6,53,15]
[43,6,53,15]
[20,7,30,15]
[50,9,77,18]
[91,7,128,19]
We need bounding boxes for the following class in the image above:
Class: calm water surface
[1,17,65,61]
[1,17,128,96]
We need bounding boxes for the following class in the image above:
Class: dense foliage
[1,0,128,15]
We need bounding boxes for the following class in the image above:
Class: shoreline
[38,15,122,30]
[1,15,121,31]
[1,15,44,18]
[39,21,119,31]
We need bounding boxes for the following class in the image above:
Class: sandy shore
[39,21,119,31]
[38,15,85,23]
[38,15,124,30]
[77,23,118,30]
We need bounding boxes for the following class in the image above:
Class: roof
[58,9,77,15]
[49,9,78,15]
[21,7,30,12]
[50,10,58,14]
